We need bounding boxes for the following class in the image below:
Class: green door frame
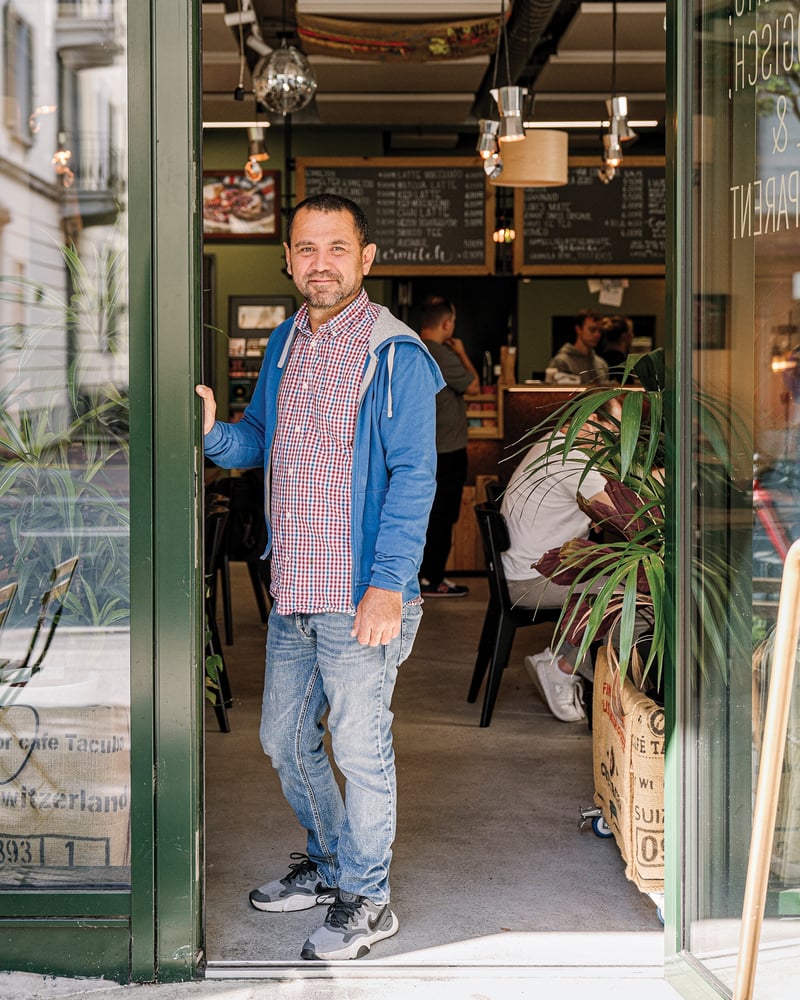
[663,0,697,991]
[131,0,204,982]
[0,0,203,983]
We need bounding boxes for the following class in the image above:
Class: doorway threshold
[204,950,673,1000]
[205,961,666,980]
[205,929,666,981]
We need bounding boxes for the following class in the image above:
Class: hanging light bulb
[244,126,269,182]
[603,128,623,169]
[253,40,317,116]
[599,125,622,183]
[483,151,503,180]
[476,119,501,159]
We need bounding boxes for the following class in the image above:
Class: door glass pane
[0,1,130,889]
[686,0,800,993]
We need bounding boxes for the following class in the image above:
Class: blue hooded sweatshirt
[203,304,446,608]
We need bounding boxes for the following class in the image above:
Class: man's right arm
[194,383,266,470]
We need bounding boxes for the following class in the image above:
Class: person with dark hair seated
[500,400,621,721]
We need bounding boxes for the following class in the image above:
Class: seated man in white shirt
[500,404,617,722]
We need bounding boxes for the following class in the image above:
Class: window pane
[0,1,130,889]
[687,1,800,992]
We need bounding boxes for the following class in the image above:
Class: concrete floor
[203,566,664,972]
[7,567,798,997]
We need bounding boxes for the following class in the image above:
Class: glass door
[0,0,203,982]
[0,0,132,891]
[671,2,800,996]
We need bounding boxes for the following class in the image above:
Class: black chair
[483,479,504,508]
[468,503,561,727]
[207,473,271,645]
[204,500,232,733]
[0,557,79,686]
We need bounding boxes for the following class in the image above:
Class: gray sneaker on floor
[300,889,399,960]
[249,853,336,912]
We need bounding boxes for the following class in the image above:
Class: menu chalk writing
[515,158,665,274]
[296,158,494,274]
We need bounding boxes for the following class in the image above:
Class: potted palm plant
[511,348,743,897]
[513,347,740,697]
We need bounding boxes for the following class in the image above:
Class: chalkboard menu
[296,157,494,275]
[514,157,665,275]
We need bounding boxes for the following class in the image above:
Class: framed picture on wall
[202,170,280,240]
[228,295,295,339]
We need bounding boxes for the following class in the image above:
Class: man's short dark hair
[419,295,455,330]
[286,193,371,247]
[574,308,600,328]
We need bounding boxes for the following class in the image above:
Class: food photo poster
[202,171,280,240]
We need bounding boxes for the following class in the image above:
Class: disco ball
[253,44,317,115]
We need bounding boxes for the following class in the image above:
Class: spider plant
[0,240,130,627]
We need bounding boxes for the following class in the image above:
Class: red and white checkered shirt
[270,290,379,615]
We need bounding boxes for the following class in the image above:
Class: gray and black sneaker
[300,889,399,960]
[249,853,336,912]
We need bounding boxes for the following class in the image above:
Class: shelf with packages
[227,335,269,418]
[465,384,505,440]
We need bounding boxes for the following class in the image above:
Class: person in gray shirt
[418,296,480,597]
[546,309,610,385]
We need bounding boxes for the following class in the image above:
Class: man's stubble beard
[297,271,361,311]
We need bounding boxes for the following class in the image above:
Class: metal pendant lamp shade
[606,95,638,142]
[253,42,317,115]
[477,119,501,158]
[491,86,527,142]
[489,129,568,187]
[602,128,623,167]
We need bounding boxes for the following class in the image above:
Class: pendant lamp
[599,0,637,180]
[489,129,568,188]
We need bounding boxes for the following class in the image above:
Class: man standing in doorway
[545,308,610,384]
[418,296,480,598]
[195,193,443,961]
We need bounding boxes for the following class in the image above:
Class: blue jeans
[259,602,422,904]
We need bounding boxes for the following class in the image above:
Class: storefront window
[0,1,129,888]
[686,0,800,992]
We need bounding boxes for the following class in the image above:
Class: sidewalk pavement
[2,968,679,1000]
